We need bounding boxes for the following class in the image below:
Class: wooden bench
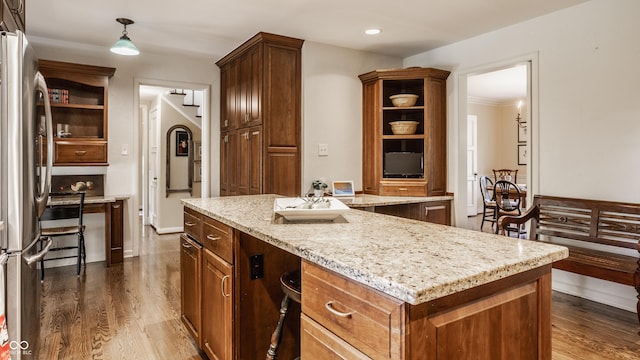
[498,195,640,333]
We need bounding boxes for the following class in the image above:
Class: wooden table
[488,184,527,208]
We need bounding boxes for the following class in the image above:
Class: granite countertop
[339,194,453,208]
[182,194,568,305]
[48,194,130,206]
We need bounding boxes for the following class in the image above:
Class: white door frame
[466,115,478,216]
[133,78,211,256]
[454,53,538,228]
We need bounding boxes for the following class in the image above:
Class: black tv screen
[384,152,424,178]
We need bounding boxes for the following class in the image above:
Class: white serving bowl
[389,121,419,135]
[389,94,419,107]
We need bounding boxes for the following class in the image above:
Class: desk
[47,195,127,266]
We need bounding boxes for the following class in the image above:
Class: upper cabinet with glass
[38,60,116,166]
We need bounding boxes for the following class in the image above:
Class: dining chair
[493,180,525,237]
[39,191,86,281]
[492,169,518,184]
[478,176,497,231]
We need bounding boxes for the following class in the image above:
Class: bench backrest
[531,195,640,251]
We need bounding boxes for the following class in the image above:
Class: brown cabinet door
[421,200,451,225]
[180,235,202,346]
[237,128,250,195]
[238,46,262,128]
[201,249,233,360]
[238,126,262,195]
[220,61,239,131]
[108,200,124,264]
[220,131,238,196]
[249,127,262,194]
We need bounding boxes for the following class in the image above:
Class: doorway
[133,79,211,255]
[456,57,537,230]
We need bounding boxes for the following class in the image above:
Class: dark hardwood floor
[37,218,640,359]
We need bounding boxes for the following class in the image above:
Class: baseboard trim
[552,269,637,313]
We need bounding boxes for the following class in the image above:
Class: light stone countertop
[338,194,453,208]
[48,195,130,206]
[182,194,568,305]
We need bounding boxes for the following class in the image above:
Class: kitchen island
[181,194,567,359]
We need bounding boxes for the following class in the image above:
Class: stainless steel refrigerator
[0,30,53,359]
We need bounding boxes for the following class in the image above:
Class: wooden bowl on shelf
[389,121,419,135]
[389,94,419,107]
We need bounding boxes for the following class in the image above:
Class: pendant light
[110,18,140,56]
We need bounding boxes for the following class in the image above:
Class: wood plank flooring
[37,220,640,359]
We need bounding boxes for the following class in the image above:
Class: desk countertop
[48,194,130,206]
[182,194,567,305]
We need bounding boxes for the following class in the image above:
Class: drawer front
[55,140,108,164]
[183,207,202,243]
[379,181,427,197]
[301,314,369,360]
[301,261,404,359]
[202,216,233,264]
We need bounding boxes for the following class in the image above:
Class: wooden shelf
[382,134,424,140]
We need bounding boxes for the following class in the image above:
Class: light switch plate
[121,144,129,156]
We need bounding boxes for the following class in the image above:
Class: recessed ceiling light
[365,28,381,35]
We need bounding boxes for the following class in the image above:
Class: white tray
[273,197,349,221]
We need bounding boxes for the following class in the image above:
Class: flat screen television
[383,152,423,178]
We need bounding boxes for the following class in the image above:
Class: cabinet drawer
[301,261,404,359]
[54,140,108,164]
[202,216,233,264]
[301,314,369,359]
[379,181,427,197]
[183,207,202,243]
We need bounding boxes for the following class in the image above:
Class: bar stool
[266,270,301,360]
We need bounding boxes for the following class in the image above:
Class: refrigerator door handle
[34,71,53,217]
[0,253,7,266]
[22,237,52,265]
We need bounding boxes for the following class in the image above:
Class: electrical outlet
[250,254,264,279]
[318,143,329,156]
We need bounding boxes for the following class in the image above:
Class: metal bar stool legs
[266,271,301,360]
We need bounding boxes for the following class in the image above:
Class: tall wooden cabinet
[359,68,450,197]
[217,32,303,197]
[38,60,116,166]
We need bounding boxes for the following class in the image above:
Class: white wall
[405,0,640,312]
[158,99,202,233]
[31,41,219,258]
[301,42,401,194]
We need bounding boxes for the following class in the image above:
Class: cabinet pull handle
[206,234,221,242]
[75,150,87,156]
[398,188,408,191]
[425,205,446,216]
[185,222,196,227]
[324,301,353,318]
[224,119,229,127]
[181,242,192,249]
[221,275,231,297]
[112,204,121,209]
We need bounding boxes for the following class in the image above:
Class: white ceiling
[467,65,528,104]
[26,1,584,103]
[26,0,586,59]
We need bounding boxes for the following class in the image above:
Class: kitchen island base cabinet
[373,200,452,226]
[202,248,233,360]
[302,260,552,359]
[180,234,202,346]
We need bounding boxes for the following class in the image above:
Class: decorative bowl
[389,94,419,107]
[389,121,419,135]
